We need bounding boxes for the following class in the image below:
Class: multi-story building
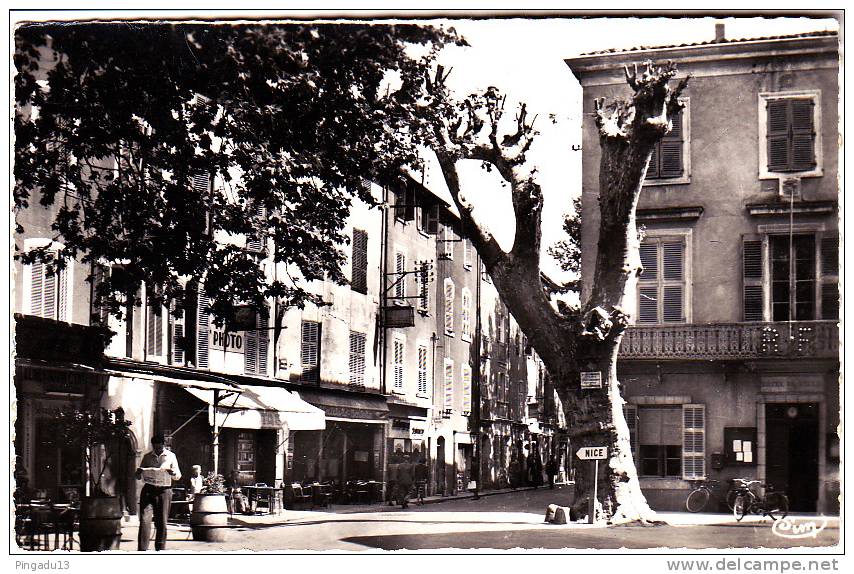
[567,28,840,512]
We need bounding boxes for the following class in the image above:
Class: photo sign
[580,371,602,389]
[210,329,244,353]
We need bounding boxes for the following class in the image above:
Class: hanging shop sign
[210,329,244,353]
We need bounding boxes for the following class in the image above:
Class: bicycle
[730,478,789,522]
[685,479,739,513]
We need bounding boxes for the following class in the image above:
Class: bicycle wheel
[764,493,789,521]
[733,492,754,521]
[686,487,710,513]
[725,487,739,511]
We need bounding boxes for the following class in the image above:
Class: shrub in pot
[190,472,230,542]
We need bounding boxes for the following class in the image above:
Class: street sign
[580,371,602,389]
[576,446,608,460]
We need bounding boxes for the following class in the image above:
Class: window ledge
[643,176,691,187]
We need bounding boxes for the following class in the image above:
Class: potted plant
[190,472,230,542]
[53,407,132,552]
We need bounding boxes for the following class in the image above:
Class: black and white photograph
[8,5,843,564]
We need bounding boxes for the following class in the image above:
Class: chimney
[715,22,726,42]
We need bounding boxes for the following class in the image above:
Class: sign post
[576,446,608,524]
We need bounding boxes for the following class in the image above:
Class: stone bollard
[545,504,574,524]
[544,504,558,523]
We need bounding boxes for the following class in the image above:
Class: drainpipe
[380,185,389,395]
[471,251,482,499]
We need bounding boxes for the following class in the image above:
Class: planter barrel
[190,494,230,542]
[79,496,123,552]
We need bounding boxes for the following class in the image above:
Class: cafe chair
[291,483,313,508]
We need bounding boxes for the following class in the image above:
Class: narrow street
[112,486,839,552]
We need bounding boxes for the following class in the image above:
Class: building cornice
[746,200,837,217]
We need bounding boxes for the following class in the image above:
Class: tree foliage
[14,22,460,325]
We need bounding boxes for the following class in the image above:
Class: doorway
[765,403,819,512]
[435,437,446,496]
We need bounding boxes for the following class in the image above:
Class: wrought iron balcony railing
[619,321,839,360]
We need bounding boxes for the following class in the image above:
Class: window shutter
[821,283,838,320]
[444,279,455,334]
[443,359,454,412]
[790,99,816,171]
[30,260,45,317]
[461,364,472,414]
[743,239,764,321]
[246,205,266,252]
[646,144,660,179]
[171,303,185,366]
[244,324,258,374]
[424,204,440,235]
[245,311,269,376]
[351,229,368,294]
[301,321,321,384]
[821,237,838,276]
[622,404,638,460]
[192,172,212,235]
[682,404,706,480]
[393,338,405,390]
[197,292,210,369]
[442,226,454,259]
[146,290,163,357]
[659,111,684,178]
[662,242,684,323]
[639,243,658,281]
[57,267,69,322]
[638,287,659,324]
[417,345,428,395]
[461,288,471,339]
[464,239,473,268]
[349,331,366,387]
[416,262,429,312]
[394,252,406,299]
[662,287,683,323]
[767,100,791,172]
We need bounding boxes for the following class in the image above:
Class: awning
[105,370,239,393]
[298,389,389,422]
[184,384,325,431]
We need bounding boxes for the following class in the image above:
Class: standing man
[396,454,414,509]
[545,455,558,490]
[135,434,181,551]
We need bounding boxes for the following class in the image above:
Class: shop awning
[298,389,389,422]
[184,384,325,431]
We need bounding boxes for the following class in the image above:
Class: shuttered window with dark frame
[301,320,321,384]
[197,291,210,369]
[351,229,368,294]
[770,234,816,321]
[742,239,764,321]
[394,185,416,222]
[349,331,367,388]
[646,109,684,180]
[821,237,839,320]
[637,239,685,324]
[766,98,816,173]
[146,287,164,357]
[244,310,269,376]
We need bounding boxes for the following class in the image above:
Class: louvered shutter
[171,302,185,366]
[197,292,210,369]
[351,229,368,294]
[461,364,472,414]
[443,226,454,259]
[461,289,471,339]
[662,242,684,323]
[444,279,455,334]
[682,404,706,480]
[622,404,638,460]
[57,266,69,322]
[394,252,406,299]
[443,359,454,412]
[659,111,683,178]
[464,239,473,268]
[393,338,405,390]
[349,331,366,387]
[821,237,839,320]
[301,321,321,384]
[647,144,659,179]
[257,313,269,376]
[417,346,428,395]
[192,172,212,235]
[821,237,838,276]
[246,205,266,252]
[244,324,258,374]
[638,288,658,324]
[639,243,658,281]
[30,260,45,317]
[790,99,816,171]
[767,100,791,171]
[146,289,163,357]
[743,239,764,321]
[425,204,440,235]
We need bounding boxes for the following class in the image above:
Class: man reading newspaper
[135,434,181,551]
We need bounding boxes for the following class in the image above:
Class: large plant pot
[79,496,122,552]
[190,493,230,542]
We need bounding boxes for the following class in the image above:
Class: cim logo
[771,516,828,539]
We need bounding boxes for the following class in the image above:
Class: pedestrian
[527,448,541,489]
[135,434,181,551]
[508,455,520,490]
[413,456,428,505]
[545,455,558,490]
[189,465,204,497]
[386,455,400,506]
[397,454,414,509]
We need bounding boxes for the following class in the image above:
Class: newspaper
[141,467,172,487]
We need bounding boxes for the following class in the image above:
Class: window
[301,320,321,384]
[246,204,267,253]
[443,358,454,413]
[421,203,440,235]
[441,225,454,260]
[394,185,415,222]
[392,337,405,391]
[646,106,686,181]
[394,250,406,300]
[461,364,472,414]
[637,407,682,477]
[463,238,473,269]
[146,287,164,358]
[682,405,706,480]
[244,310,269,376]
[236,431,256,476]
[759,91,822,178]
[170,301,185,366]
[638,238,686,324]
[349,331,367,387]
[743,232,837,322]
[351,229,368,294]
[23,241,72,322]
[443,278,455,336]
[461,288,472,341]
[417,345,428,395]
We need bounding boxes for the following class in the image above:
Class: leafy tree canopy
[15,22,461,325]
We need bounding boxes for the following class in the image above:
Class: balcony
[619,321,839,361]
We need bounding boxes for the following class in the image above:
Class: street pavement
[90,485,841,552]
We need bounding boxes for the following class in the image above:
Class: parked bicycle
[685,479,738,513]
[730,478,789,521]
